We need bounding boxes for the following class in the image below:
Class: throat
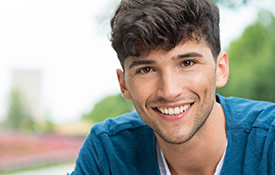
[156,102,227,175]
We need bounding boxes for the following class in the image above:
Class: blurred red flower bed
[0,132,85,172]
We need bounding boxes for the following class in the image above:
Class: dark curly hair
[111,0,220,68]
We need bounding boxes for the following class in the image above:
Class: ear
[216,51,229,88]
[116,69,132,100]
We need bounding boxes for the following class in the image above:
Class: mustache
[145,94,199,107]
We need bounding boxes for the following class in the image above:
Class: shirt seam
[94,124,151,137]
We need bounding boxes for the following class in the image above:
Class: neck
[157,102,227,175]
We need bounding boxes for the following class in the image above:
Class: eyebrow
[128,52,203,70]
[128,60,156,70]
[175,52,203,60]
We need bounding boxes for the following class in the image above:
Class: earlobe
[216,52,229,88]
[116,69,132,100]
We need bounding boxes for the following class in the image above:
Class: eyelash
[135,60,196,74]
[180,60,196,67]
[136,67,154,74]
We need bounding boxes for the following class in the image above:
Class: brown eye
[181,60,195,67]
[137,67,153,74]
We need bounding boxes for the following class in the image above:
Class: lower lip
[155,106,191,121]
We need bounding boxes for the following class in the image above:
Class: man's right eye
[137,67,153,74]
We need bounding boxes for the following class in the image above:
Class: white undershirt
[156,141,227,175]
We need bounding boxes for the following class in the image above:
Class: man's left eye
[181,60,195,67]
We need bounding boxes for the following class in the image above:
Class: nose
[157,69,182,101]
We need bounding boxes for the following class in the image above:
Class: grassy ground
[2,162,75,175]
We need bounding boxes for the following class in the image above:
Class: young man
[71,0,275,174]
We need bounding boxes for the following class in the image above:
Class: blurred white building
[12,69,45,122]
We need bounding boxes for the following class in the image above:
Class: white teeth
[164,108,169,115]
[168,108,173,115]
[160,108,164,114]
[183,104,190,111]
[175,107,180,114]
[180,106,184,113]
[157,104,191,115]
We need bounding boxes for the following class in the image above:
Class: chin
[156,128,195,145]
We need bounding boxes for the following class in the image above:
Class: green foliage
[82,94,133,123]
[217,10,275,102]
[6,89,35,132]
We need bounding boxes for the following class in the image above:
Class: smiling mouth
[154,103,193,116]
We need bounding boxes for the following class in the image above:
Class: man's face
[117,40,228,144]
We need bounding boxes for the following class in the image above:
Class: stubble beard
[132,93,215,145]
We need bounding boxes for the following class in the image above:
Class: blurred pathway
[5,163,75,175]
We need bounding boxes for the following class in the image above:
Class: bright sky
[0,0,274,123]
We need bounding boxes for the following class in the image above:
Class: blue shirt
[70,95,275,174]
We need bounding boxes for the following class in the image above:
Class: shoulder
[72,112,157,174]
[90,111,150,137]
[217,94,275,131]
[218,95,275,173]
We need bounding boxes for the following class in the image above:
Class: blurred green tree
[217,10,275,102]
[6,89,35,132]
[82,94,133,123]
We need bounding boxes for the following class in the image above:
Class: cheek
[127,78,157,104]
[186,70,216,92]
